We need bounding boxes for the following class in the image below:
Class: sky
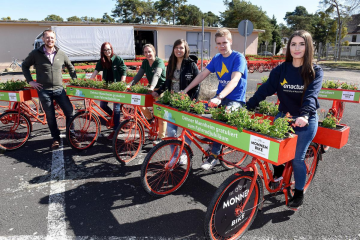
[1,0,323,25]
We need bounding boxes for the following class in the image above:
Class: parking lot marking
[46,138,66,239]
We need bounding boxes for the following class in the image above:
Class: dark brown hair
[167,39,190,80]
[100,42,114,69]
[285,30,315,93]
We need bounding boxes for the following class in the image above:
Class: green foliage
[112,0,156,24]
[127,71,137,77]
[177,4,203,26]
[69,79,106,89]
[321,114,337,128]
[169,92,193,111]
[203,11,220,27]
[107,81,127,91]
[0,80,28,91]
[158,90,172,104]
[44,14,64,22]
[67,16,82,22]
[261,76,268,83]
[1,16,11,20]
[322,80,341,89]
[340,82,358,90]
[284,6,314,33]
[221,0,273,43]
[130,83,149,94]
[84,68,95,73]
[192,101,206,114]
[208,106,229,122]
[269,115,295,138]
[258,101,279,116]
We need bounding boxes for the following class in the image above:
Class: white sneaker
[201,155,218,170]
[179,153,188,165]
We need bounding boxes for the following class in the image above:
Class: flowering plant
[321,114,337,128]
[322,80,341,89]
[169,92,193,111]
[158,90,172,104]
[258,100,279,116]
[0,80,28,91]
[130,83,149,94]
[191,101,206,114]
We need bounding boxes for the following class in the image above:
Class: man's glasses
[103,49,111,52]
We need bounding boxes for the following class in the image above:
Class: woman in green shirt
[90,42,127,140]
[130,44,166,144]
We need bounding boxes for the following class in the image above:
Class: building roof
[0,20,265,33]
[347,14,360,34]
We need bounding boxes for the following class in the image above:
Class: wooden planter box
[0,89,32,102]
[312,124,350,149]
[153,102,297,165]
[318,88,360,103]
[66,86,154,107]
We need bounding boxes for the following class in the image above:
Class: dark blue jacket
[247,62,323,117]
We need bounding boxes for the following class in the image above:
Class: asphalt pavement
[0,69,359,239]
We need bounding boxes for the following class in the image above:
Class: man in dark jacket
[22,29,77,150]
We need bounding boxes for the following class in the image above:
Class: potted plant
[0,80,32,102]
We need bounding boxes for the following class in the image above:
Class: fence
[316,43,360,61]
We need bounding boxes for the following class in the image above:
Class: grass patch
[318,61,360,70]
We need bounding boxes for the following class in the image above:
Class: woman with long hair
[246,30,324,210]
[152,39,200,165]
[130,44,166,143]
[90,42,127,140]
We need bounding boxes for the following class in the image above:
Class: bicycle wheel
[204,172,263,240]
[66,111,100,150]
[0,111,31,150]
[141,139,193,197]
[121,104,135,118]
[112,119,144,165]
[286,143,319,197]
[10,63,17,71]
[220,146,248,170]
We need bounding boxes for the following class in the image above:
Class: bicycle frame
[81,99,114,129]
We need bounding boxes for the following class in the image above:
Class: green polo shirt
[141,57,166,88]
[95,55,126,82]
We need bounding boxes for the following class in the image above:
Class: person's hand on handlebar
[209,97,221,106]
[294,116,309,127]
[152,92,159,98]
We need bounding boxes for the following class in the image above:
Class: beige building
[0,20,264,67]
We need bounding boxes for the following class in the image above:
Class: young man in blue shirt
[183,28,248,170]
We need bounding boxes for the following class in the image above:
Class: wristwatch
[217,94,224,100]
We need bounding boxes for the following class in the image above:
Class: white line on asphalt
[46,138,66,240]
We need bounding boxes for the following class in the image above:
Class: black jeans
[37,88,74,141]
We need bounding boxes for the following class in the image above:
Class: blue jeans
[37,88,74,141]
[211,98,244,156]
[100,101,121,130]
[274,112,318,190]
[167,122,192,156]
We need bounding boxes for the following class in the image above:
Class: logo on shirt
[280,78,287,86]
[217,62,229,78]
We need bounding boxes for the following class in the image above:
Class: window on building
[352,35,357,42]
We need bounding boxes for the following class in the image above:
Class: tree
[177,4,203,26]
[279,23,292,38]
[135,0,157,24]
[102,12,115,23]
[203,11,220,27]
[81,16,103,23]
[221,0,273,43]
[67,16,82,22]
[18,18,28,21]
[154,0,187,24]
[112,0,142,23]
[270,16,282,54]
[320,0,360,59]
[284,6,315,32]
[1,16,11,20]
[44,14,63,22]
[312,10,338,53]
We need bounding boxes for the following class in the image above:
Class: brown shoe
[51,140,60,150]
[70,137,81,148]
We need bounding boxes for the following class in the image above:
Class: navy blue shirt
[247,62,323,117]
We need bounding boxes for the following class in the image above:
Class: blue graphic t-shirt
[206,51,248,103]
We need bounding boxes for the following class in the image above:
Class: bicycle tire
[220,146,248,170]
[286,143,319,197]
[10,63,17,71]
[141,139,193,197]
[66,111,100,150]
[0,111,31,151]
[112,119,144,165]
[204,172,263,240]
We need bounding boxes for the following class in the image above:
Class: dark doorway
[134,30,156,56]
